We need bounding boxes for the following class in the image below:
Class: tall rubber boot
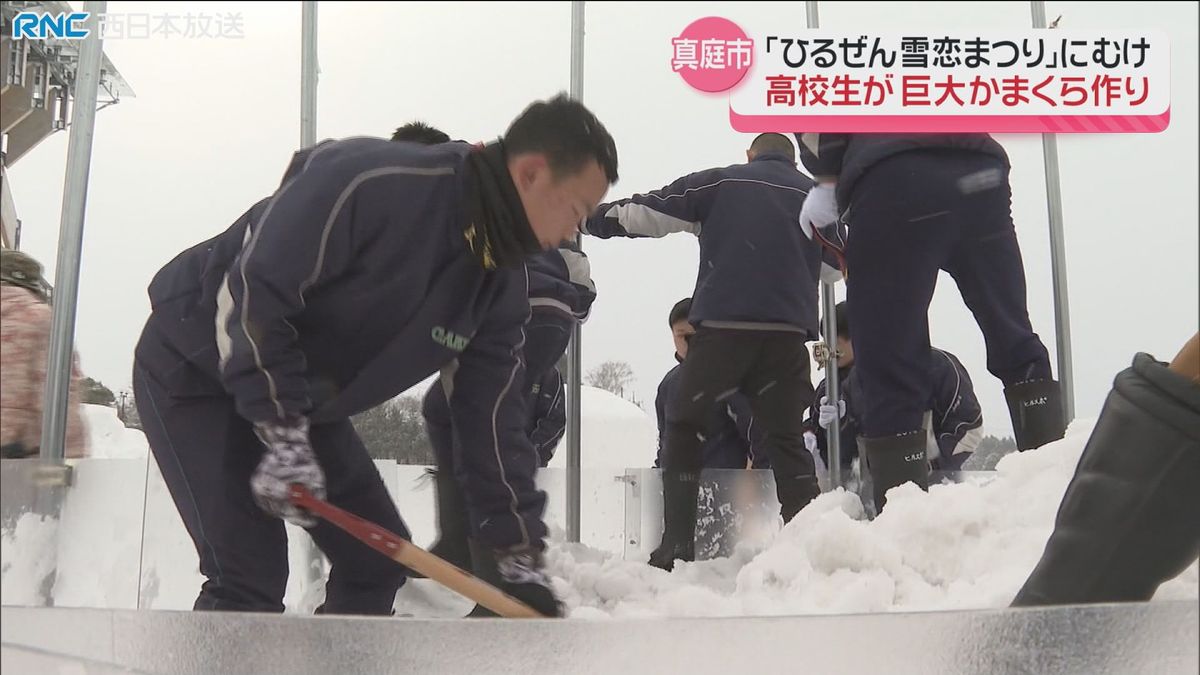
[1012,354,1200,606]
[775,474,821,523]
[466,539,563,618]
[1005,379,1067,451]
[408,468,471,579]
[861,430,929,514]
[647,471,700,571]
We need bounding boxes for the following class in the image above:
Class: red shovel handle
[288,484,545,618]
[289,484,405,560]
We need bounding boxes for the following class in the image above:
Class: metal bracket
[34,462,73,488]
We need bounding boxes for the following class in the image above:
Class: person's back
[584,137,833,570]
[142,137,513,423]
[796,132,1009,212]
[1,254,88,459]
[691,154,820,328]
[585,136,824,335]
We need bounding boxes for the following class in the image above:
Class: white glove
[804,431,819,454]
[799,183,839,240]
[817,396,846,429]
[251,415,326,528]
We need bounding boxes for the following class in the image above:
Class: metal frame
[37,2,106,481]
[565,0,586,543]
[1031,0,1075,424]
[807,0,843,488]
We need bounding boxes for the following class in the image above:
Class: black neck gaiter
[464,141,542,269]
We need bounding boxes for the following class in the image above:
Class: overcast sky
[9,1,1197,442]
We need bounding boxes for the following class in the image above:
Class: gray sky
[10,1,1198,439]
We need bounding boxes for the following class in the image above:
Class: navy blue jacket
[527,243,596,324]
[583,153,833,339]
[812,348,983,469]
[927,348,984,465]
[656,363,768,470]
[420,243,590,470]
[144,138,543,542]
[529,367,566,466]
[521,243,595,396]
[794,133,1011,212]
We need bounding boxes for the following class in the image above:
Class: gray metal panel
[1,645,146,674]
[0,606,116,664]
[2,602,1197,675]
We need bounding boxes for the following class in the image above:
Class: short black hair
[820,301,850,340]
[504,93,619,184]
[820,300,850,340]
[391,121,450,145]
[669,298,692,327]
[750,133,795,161]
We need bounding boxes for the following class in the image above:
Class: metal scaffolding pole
[299,0,324,587]
[37,2,107,493]
[1031,0,1075,424]
[565,0,586,543]
[806,0,842,488]
[301,1,318,148]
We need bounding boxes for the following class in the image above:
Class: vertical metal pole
[820,287,841,489]
[807,0,841,489]
[300,0,325,594]
[565,0,585,543]
[301,1,318,148]
[1031,1,1074,424]
[38,2,106,470]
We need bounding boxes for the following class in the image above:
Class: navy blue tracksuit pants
[133,322,408,615]
[423,309,572,530]
[845,150,1053,438]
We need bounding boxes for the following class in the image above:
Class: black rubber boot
[775,474,822,523]
[409,469,471,579]
[647,471,700,571]
[1005,379,1067,451]
[861,430,929,514]
[1011,354,1200,607]
[466,540,563,618]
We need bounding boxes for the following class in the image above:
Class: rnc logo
[11,12,90,40]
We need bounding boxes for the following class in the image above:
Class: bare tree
[585,360,635,399]
[352,395,435,464]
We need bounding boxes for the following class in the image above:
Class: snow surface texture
[409,416,1200,618]
[2,400,1196,619]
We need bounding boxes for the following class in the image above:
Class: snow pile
[543,419,1199,618]
[0,515,58,607]
[81,404,148,459]
[545,386,657,469]
[4,398,1197,620]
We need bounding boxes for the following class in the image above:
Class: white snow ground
[2,395,1196,620]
